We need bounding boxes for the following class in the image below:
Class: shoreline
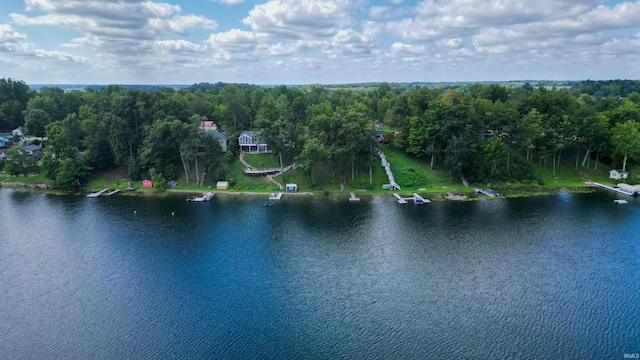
[0,181,599,200]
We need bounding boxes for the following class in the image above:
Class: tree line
[1,78,640,189]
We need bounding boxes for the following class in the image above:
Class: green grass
[381,146,460,191]
[1,173,51,184]
[243,153,282,168]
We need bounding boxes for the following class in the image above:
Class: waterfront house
[0,133,12,148]
[0,148,7,161]
[239,131,268,153]
[211,132,228,152]
[12,127,24,137]
[609,169,628,180]
[23,144,43,160]
[200,121,217,132]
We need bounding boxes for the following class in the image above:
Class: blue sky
[0,0,639,85]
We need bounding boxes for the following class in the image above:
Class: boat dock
[593,182,634,196]
[393,193,408,204]
[106,189,120,196]
[445,192,467,201]
[413,193,431,204]
[349,192,360,202]
[475,188,499,197]
[86,189,109,198]
[269,193,283,201]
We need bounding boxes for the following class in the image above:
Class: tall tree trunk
[623,154,628,172]
[311,169,315,186]
[581,148,591,167]
[352,158,355,180]
[595,151,599,170]
[194,154,200,186]
[552,153,556,177]
[430,154,435,170]
[369,161,372,185]
[180,153,190,183]
[279,152,284,183]
[575,147,579,169]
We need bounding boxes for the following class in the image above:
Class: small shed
[216,181,229,190]
[143,179,153,188]
[285,183,297,192]
[609,169,628,180]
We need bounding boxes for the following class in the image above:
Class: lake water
[1,189,639,359]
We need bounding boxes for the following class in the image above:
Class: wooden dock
[393,193,407,204]
[106,189,120,196]
[269,193,283,201]
[413,193,431,204]
[445,192,467,201]
[86,189,109,198]
[593,182,634,196]
[349,192,360,202]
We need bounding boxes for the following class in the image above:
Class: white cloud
[212,0,244,4]
[155,39,208,53]
[242,0,355,39]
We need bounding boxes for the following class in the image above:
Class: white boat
[186,192,215,202]
[613,199,628,205]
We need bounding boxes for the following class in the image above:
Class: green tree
[24,109,51,137]
[4,147,29,176]
[610,120,640,172]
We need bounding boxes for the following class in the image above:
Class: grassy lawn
[1,173,51,184]
[381,146,464,192]
[243,153,282,168]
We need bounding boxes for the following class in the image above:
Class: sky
[0,0,639,85]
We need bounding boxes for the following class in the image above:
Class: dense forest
[1,78,640,190]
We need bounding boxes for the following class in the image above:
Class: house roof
[211,132,228,140]
[24,144,43,151]
[611,169,627,173]
[0,133,12,139]
[239,130,253,137]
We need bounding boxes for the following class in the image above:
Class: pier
[593,182,635,196]
[349,192,360,202]
[106,189,120,196]
[379,151,401,190]
[269,193,283,201]
[445,192,467,201]
[412,193,431,204]
[393,193,407,204]
[86,189,109,198]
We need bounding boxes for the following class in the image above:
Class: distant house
[211,132,228,152]
[0,133,12,148]
[374,130,386,142]
[23,144,43,160]
[609,169,628,180]
[12,127,24,137]
[238,131,268,153]
[200,121,217,132]
[0,148,7,161]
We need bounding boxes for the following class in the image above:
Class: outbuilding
[143,179,153,188]
[285,183,297,192]
[609,169,628,180]
[216,181,229,190]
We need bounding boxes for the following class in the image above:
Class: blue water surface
[1,189,639,359]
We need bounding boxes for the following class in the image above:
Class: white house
[609,169,628,180]
[200,121,217,132]
[211,132,228,152]
[238,131,268,153]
